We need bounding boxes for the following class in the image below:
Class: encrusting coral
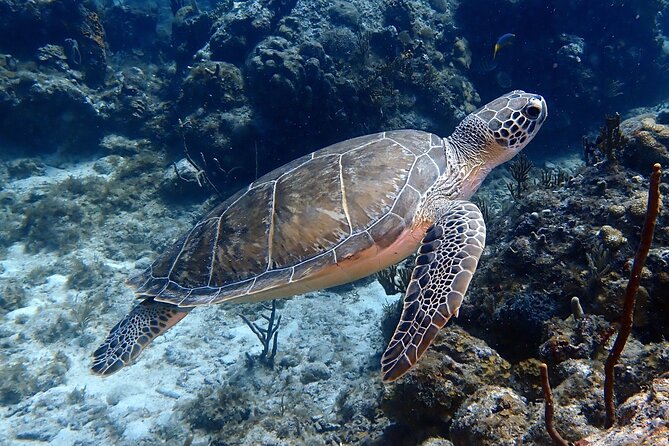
[538,163,663,444]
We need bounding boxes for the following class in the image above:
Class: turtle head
[447,90,547,197]
[471,90,547,164]
[478,89,546,150]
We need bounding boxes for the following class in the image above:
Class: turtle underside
[129,130,447,306]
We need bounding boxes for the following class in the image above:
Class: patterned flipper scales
[91,300,191,376]
[381,200,486,382]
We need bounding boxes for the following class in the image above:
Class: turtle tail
[91,299,191,376]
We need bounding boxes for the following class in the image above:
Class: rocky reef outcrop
[0,0,484,188]
[2,0,669,177]
[376,106,668,444]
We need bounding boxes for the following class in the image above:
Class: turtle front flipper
[91,299,191,376]
[381,200,486,382]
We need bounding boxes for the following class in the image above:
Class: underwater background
[0,0,668,445]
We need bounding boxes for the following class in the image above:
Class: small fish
[493,33,516,59]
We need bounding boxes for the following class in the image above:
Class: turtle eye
[522,96,545,121]
[524,104,541,120]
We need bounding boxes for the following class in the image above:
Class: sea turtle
[92,90,547,381]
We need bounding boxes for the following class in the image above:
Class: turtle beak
[536,95,548,124]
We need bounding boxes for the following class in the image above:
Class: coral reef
[0,71,104,152]
[579,376,669,446]
[621,114,669,171]
[462,150,668,355]
[0,0,668,445]
[450,386,530,446]
[381,325,512,440]
[0,0,483,203]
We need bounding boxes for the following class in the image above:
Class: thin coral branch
[472,196,492,223]
[178,118,224,197]
[376,255,414,295]
[241,300,282,367]
[604,163,662,428]
[508,153,533,198]
[540,363,570,446]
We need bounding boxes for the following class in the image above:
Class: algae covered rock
[172,59,254,190]
[0,351,70,406]
[246,36,308,118]
[178,105,256,188]
[420,438,454,446]
[539,314,611,366]
[172,5,214,68]
[578,376,669,446]
[301,362,332,384]
[0,71,102,151]
[621,114,669,172]
[208,1,274,64]
[0,0,108,85]
[450,386,530,446]
[493,291,561,351]
[70,2,109,86]
[598,225,627,251]
[382,325,511,427]
[328,0,360,28]
[179,61,246,113]
[102,5,158,52]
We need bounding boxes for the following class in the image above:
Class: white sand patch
[0,210,390,445]
[0,145,397,445]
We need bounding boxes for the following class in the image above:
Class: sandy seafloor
[2,280,391,445]
[0,151,396,445]
[0,147,582,445]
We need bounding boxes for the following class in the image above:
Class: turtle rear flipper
[381,200,486,382]
[91,300,191,376]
